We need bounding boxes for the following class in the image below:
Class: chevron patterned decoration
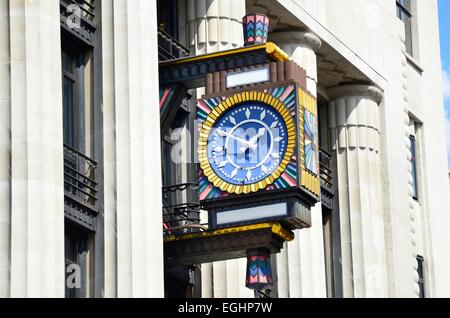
[245,249,273,290]
[243,14,270,46]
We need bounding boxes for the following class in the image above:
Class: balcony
[319,148,334,211]
[162,182,292,268]
[162,183,206,237]
[64,144,98,231]
[158,28,190,62]
[60,0,97,46]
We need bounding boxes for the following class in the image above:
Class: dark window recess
[65,227,88,298]
[162,104,202,238]
[157,0,178,38]
[157,0,189,61]
[62,49,80,149]
[416,255,425,298]
[61,2,98,298]
[409,135,419,200]
[319,148,334,212]
[322,208,334,298]
[62,47,98,230]
[396,0,413,56]
[162,96,204,298]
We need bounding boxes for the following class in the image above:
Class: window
[157,0,189,61]
[62,46,88,198]
[409,135,419,200]
[62,39,97,299]
[157,0,178,38]
[162,133,178,206]
[62,47,87,151]
[65,227,89,298]
[396,0,413,56]
[416,255,425,298]
[61,0,99,298]
[161,95,199,297]
[62,49,80,149]
[322,209,335,298]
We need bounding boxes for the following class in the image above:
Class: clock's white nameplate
[216,202,288,225]
[226,66,270,89]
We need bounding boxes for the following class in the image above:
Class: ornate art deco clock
[200,92,295,194]
[198,65,320,231]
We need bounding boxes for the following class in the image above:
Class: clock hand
[239,128,266,154]
[215,129,254,147]
[238,143,257,156]
[249,128,266,144]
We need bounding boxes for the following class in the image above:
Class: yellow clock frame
[198,91,296,195]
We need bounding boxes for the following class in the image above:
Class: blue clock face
[207,102,288,186]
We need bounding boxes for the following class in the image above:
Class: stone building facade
[0,0,449,298]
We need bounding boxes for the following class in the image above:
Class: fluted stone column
[0,0,11,298]
[178,0,252,298]
[0,0,65,297]
[270,31,327,298]
[328,84,388,298]
[270,31,321,94]
[102,0,164,297]
[180,0,245,54]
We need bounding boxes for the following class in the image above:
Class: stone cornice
[270,30,322,52]
[327,84,383,104]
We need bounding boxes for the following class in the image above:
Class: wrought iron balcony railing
[162,183,207,237]
[64,144,98,211]
[158,28,190,62]
[319,148,333,190]
[319,148,334,211]
[61,0,96,22]
[60,0,97,46]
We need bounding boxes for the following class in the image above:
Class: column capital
[270,31,322,53]
[327,84,383,104]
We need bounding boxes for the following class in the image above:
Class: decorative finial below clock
[245,248,273,291]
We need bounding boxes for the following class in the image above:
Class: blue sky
[439,0,450,167]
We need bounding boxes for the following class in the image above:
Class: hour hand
[243,128,266,153]
[238,145,249,157]
[249,128,266,144]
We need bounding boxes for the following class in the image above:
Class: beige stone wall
[0,0,65,298]
[101,0,164,298]
[279,0,450,297]
[1,0,447,299]
[192,0,450,298]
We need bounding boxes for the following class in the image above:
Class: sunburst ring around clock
[198,91,296,195]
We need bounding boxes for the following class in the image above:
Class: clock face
[206,102,288,186]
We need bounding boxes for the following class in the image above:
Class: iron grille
[158,28,190,62]
[64,144,98,211]
[162,183,206,236]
